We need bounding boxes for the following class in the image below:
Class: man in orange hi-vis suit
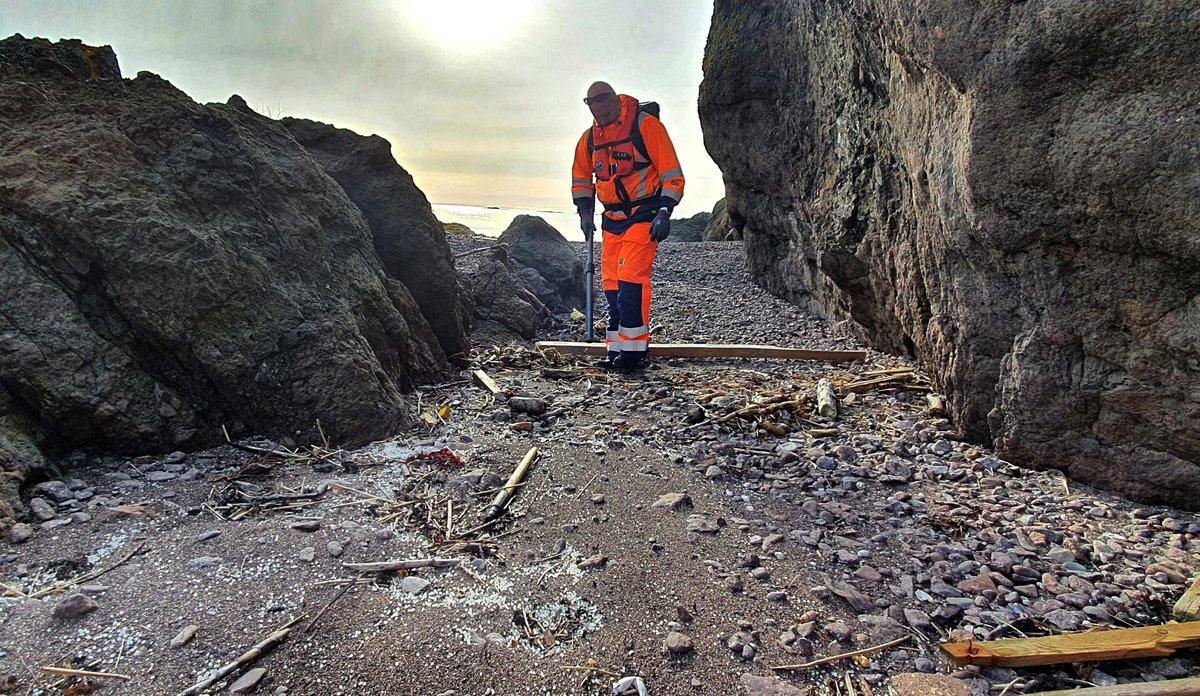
[572,81,685,371]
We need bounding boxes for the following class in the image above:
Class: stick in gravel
[177,614,307,696]
[40,666,131,681]
[28,543,146,599]
[341,558,461,573]
[305,578,360,634]
[770,635,908,671]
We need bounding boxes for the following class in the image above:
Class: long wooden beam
[941,621,1200,668]
[535,341,867,363]
[1033,677,1200,696]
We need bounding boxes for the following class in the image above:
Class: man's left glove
[650,208,671,243]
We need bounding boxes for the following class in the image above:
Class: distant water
[432,204,585,242]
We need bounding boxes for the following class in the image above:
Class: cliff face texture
[0,36,468,526]
[699,3,1200,508]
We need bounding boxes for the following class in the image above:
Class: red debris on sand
[406,447,464,470]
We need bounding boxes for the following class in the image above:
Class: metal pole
[585,231,595,341]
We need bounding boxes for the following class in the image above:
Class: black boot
[612,354,645,371]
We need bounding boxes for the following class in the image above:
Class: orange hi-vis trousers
[601,221,655,361]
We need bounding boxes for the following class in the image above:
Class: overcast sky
[2,0,723,216]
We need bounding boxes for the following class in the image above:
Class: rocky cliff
[0,35,468,526]
[699,2,1200,508]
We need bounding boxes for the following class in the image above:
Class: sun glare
[403,0,537,48]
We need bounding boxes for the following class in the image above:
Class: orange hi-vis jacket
[571,95,685,233]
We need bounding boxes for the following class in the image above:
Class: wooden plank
[471,369,502,395]
[941,622,1200,668]
[1034,677,1200,696]
[535,341,867,362]
[1174,575,1200,622]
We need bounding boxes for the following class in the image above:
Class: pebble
[32,481,74,503]
[298,547,316,562]
[577,555,608,570]
[507,396,546,416]
[651,492,692,511]
[171,624,198,648]
[398,576,431,595]
[229,668,267,694]
[664,631,694,654]
[8,523,33,544]
[685,515,720,534]
[739,674,812,695]
[186,556,223,571]
[29,498,56,521]
[889,673,971,696]
[52,593,99,619]
[326,542,344,558]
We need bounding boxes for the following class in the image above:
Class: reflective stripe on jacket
[572,95,685,234]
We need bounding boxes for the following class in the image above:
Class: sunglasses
[583,92,615,106]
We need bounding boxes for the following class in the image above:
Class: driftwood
[771,636,909,671]
[535,341,867,362]
[843,372,917,393]
[1174,576,1200,622]
[177,615,306,696]
[1034,678,1200,696]
[481,446,539,521]
[341,558,461,573]
[471,369,503,396]
[941,621,1200,667]
[40,666,131,681]
[816,378,838,417]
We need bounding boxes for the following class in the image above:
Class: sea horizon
[432,203,585,242]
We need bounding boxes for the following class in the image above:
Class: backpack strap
[630,111,651,162]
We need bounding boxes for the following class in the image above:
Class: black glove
[580,214,596,242]
[649,208,671,242]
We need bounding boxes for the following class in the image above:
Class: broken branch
[771,635,908,671]
[341,558,461,573]
[40,666,131,681]
[177,614,307,696]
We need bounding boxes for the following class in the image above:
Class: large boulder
[699,3,1200,508]
[703,198,740,242]
[0,35,460,521]
[281,118,472,361]
[460,248,539,340]
[498,215,584,312]
[665,211,710,243]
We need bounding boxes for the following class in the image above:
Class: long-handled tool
[584,226,595,341]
